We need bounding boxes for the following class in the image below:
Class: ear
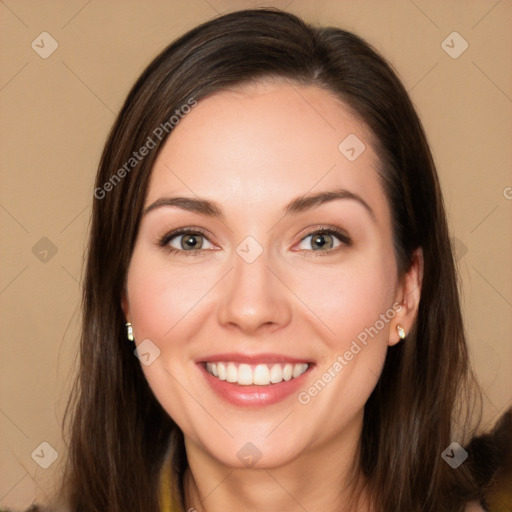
[389,247,424,346]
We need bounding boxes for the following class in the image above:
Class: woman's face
[123,80,417,469]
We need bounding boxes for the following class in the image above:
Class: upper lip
[197,353,313,364]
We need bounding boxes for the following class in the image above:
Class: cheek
[125,250,220,344]
[125,251,214,424]
[291,251,397,431]
[288,245,398,354]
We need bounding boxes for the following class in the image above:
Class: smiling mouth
[204,361,310,386]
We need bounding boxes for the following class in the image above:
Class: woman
[29,8,510,512]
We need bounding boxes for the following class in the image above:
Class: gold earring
[396,324,406,340]
[126,322,134,342]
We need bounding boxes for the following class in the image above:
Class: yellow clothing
[159,449,181,512]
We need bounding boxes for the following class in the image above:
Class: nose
[216,249,292,336]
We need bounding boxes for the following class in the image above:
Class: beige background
[1,0,511,508]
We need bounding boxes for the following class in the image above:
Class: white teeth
[217,362,226,380]
[205,361,309,386]
[238,364,253,385]
[293,363,306,378]
[269,364,282,383]
[283,363,293,381]
[226,362,237,383]
[253,364,270,385]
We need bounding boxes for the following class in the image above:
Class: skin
[122,79,423,512]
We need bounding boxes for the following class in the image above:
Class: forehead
[146,79,387,222]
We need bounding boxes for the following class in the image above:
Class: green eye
[159,228,214,256]
[297,228,351,255]
[158,226,351,258]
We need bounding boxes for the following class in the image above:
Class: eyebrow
[143,187,376,222]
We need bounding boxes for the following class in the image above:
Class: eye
[296,228,351,255]
[158,228,215,256]
[157,226,350,257]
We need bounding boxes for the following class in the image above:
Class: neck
[182,414,371,512]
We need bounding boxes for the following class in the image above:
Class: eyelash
[296,227,352,257]
[157,226,352,258]
[157,227,212,258]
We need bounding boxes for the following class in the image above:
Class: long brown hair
[58,8,488,511]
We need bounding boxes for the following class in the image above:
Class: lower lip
[198,363,314,407]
